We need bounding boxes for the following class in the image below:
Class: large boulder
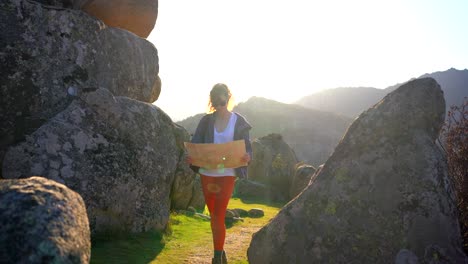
[248,134,298,202]
[0,176,90,263]
[248,78,467,263]
[3,88,177,233]
[0,0,160,172]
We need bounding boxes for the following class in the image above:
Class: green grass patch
[150,213,213,263]
[90,197,283,263]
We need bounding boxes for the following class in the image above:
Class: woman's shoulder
[233,112,252,129]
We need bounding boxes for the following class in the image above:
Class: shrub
[441,97,468,253]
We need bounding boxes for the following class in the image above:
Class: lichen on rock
[0,0,160,172]
[3,88,178,233]
[0,176,90,263]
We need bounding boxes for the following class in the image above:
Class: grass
[90,197,283,264]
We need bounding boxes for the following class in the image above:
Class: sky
[148,0,468,121]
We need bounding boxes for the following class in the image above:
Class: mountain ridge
[296,68,468,117]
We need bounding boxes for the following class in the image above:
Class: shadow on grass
[90,230,165,264]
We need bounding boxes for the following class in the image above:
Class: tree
[441,97,468,253]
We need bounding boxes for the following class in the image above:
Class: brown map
[184,140,247,169]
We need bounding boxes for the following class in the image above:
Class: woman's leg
[211,176,235,251]
[200,175,216,216]
[200,175,236,251]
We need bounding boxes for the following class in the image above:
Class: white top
[199,113,238,177]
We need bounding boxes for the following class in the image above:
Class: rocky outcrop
[0,176,90,263]
[289,163,316,199]
[248,78,467,263]
[0,0,160,170]
[247,134,298,202]
[0,0,200,237]
[3,88,177,233]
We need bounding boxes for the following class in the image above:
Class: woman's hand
[185,155,193,164]
[241,153,251,163]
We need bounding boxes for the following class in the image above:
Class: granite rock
[3,88,176,233]
[0,0,160,172]
[0,176,90,263]
[248,78,467,263]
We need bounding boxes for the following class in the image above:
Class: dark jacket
[190,112,252,178]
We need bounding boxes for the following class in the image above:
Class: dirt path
[186,221,264,263]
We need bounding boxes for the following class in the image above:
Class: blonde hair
[207,83,235,113]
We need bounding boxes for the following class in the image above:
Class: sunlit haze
[148,0,468,121]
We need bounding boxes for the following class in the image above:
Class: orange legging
[200,175,236,251]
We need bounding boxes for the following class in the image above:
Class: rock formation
[3,88,196,233]
[248,78,467,263]
[1,0,198,240]
[0,177,90,263]
[0,0,160,173]
[248,134,298,202]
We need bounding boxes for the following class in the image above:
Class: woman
[186,83,252,264]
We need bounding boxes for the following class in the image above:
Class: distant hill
[177,97,353,166]
[419,68,468,112]
[296,68,468,118]
[295,87,388,118]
